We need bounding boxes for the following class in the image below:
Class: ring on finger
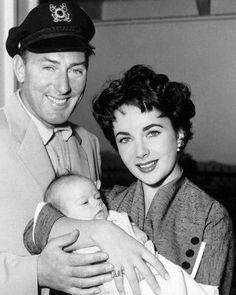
[112,269,124,277]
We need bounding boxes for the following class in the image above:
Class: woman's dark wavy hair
[92,64,195,151]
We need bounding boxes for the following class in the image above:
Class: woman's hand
[132,223,148,244]
[91,221,169,295]
[50,217,169,295]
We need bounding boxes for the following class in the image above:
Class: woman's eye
[147,130,160,137]
[119,137,131,144]
[82,201,88,205]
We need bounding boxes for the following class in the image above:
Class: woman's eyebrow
[143,124,163,132]
[115,124,164,137]
[115,131,130,138]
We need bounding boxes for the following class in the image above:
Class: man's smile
[46,95,68,106]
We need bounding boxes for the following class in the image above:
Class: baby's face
[64,178,108,220]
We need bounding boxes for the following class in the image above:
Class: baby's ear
[95,179,101,190]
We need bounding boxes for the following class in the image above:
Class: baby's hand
[132,223,148,244]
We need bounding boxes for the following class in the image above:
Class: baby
[44,173,147,240]
[45,174,109,220]
[28,174,218,295]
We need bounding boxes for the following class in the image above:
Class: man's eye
[70,68,84,75]
[74,69,82,73]
[43,66,55,71]
[82,201,88,205]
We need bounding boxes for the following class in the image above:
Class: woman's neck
[142,164,182,216]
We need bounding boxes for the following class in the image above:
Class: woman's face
[113,105,182,188]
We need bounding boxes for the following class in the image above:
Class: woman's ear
[13,54,26,83]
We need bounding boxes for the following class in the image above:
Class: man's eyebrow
[40,57,87,67]
[39,57,59,64]
[70,61,87,67]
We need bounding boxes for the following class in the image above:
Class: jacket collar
[129,174,185,230]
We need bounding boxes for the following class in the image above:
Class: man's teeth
[47,95,67,105]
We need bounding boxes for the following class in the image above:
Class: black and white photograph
[0,1,235,294]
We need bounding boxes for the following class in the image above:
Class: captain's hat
[6,0,95,57]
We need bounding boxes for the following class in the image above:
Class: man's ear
[13,54,26,83]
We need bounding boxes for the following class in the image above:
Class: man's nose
[55,71,71,94]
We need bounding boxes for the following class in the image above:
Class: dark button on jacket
[186,249,195,257]
[182,261,191,269]
[191,237,200,245]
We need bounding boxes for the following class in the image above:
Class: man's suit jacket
[0,92,101,294]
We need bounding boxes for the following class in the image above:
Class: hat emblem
[49,3,71,22]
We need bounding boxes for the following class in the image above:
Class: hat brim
[21,31,95,54]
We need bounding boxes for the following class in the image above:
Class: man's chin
[46,118,70,127]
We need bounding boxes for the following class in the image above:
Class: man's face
[16,51,88,127]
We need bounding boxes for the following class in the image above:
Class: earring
[177,137,184,152]
[177,141,181,151]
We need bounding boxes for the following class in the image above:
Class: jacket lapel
[129,181,146,229]
[18,122,55,190]
[4,91,55,190]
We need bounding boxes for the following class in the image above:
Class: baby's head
[45,174,108,220]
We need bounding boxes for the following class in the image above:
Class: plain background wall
[0,0,17,106]
[71,16,236,165]
[1,2,235,165]
[0,0,38,107]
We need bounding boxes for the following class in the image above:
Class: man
[0,1,167,295]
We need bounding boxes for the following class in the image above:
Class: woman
[92,64,234,295]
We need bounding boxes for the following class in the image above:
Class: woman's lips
[136,160,158,173]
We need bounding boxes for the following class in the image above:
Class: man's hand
[38,229,114,295]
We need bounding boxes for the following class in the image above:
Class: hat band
[20,25,86,49]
